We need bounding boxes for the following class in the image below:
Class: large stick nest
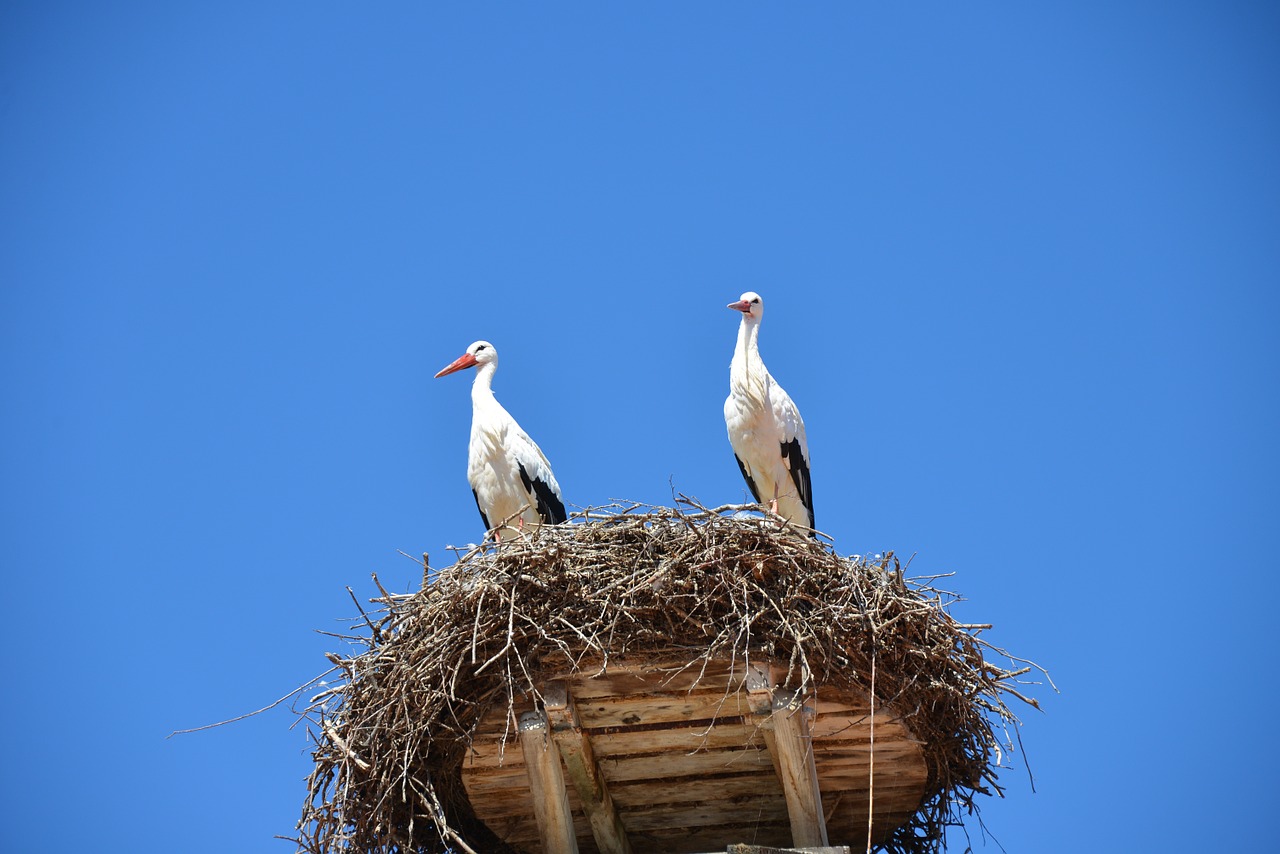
[293,501,1044,853]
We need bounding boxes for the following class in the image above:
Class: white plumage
[724,292,815,533]
[435,340,567,539]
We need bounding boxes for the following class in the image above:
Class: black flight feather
[471,488,491,532]
[780,438,816,534]
[518,462,568,525]
[734,453,764,504]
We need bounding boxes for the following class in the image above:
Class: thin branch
[168,667,337,737]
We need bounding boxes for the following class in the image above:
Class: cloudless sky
[2,3,1277,852]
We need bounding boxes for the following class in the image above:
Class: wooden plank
[462,762,535,794]
[611,798,790,832]
[468,698,538,743]
[598,745,776,782]
[482,800,784,842]
[463,780,592,820]
[809,711,911,739]
[813,743,926,763]
[491,798,789,846]
[573,689,758,728]
[546,682,634,854]
[817,772,929,792]
[763,690,829,848]
[551,660,754,697]
[466,741,777,784]
[466,720,767,768]
[818,777,929,798]
[518,710,580,854]
[818,775,925,796]
[589,722,765,757]
[608,772,782,807]
[813,696,872,715]
[476,771,787,819]
[464,738,526,768]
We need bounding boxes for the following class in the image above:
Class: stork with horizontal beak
[435,340,567,540]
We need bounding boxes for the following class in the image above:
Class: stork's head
[434,340,498,378]
[727,291,763,321]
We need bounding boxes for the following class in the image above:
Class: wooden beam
[746,666,829,849]
[518,710,580,854]
[544,682,634,854]
[766,691,829,848]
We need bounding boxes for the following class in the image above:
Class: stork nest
[292,501,1045,854]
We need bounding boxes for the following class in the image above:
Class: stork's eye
[475,345,487,351]
[751,297,760,304]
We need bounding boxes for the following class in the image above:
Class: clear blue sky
[2,3,1276,852]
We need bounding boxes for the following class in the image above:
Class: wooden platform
[462,660,929,853]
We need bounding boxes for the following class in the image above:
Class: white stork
[724,292,816,534]
[434,340,567,539]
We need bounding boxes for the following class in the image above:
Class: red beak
[434,352,479,378]
[727,299,752,313]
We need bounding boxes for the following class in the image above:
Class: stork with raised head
[724,292,816,534]
[434,340,567,540]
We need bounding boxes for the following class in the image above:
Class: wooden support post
[544,682,634,854]
[518,710,580,854]
[766,690,829,848]
[745,665,829,849]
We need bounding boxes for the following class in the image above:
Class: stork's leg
[770,484,780,515]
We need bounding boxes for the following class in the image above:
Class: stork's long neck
[470,362,502,419]
[730,316,767,404]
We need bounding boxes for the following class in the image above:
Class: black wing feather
[471,488,491,532]
[780,438,816,534]
[518,462,568,525]
[733,453,764,504]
